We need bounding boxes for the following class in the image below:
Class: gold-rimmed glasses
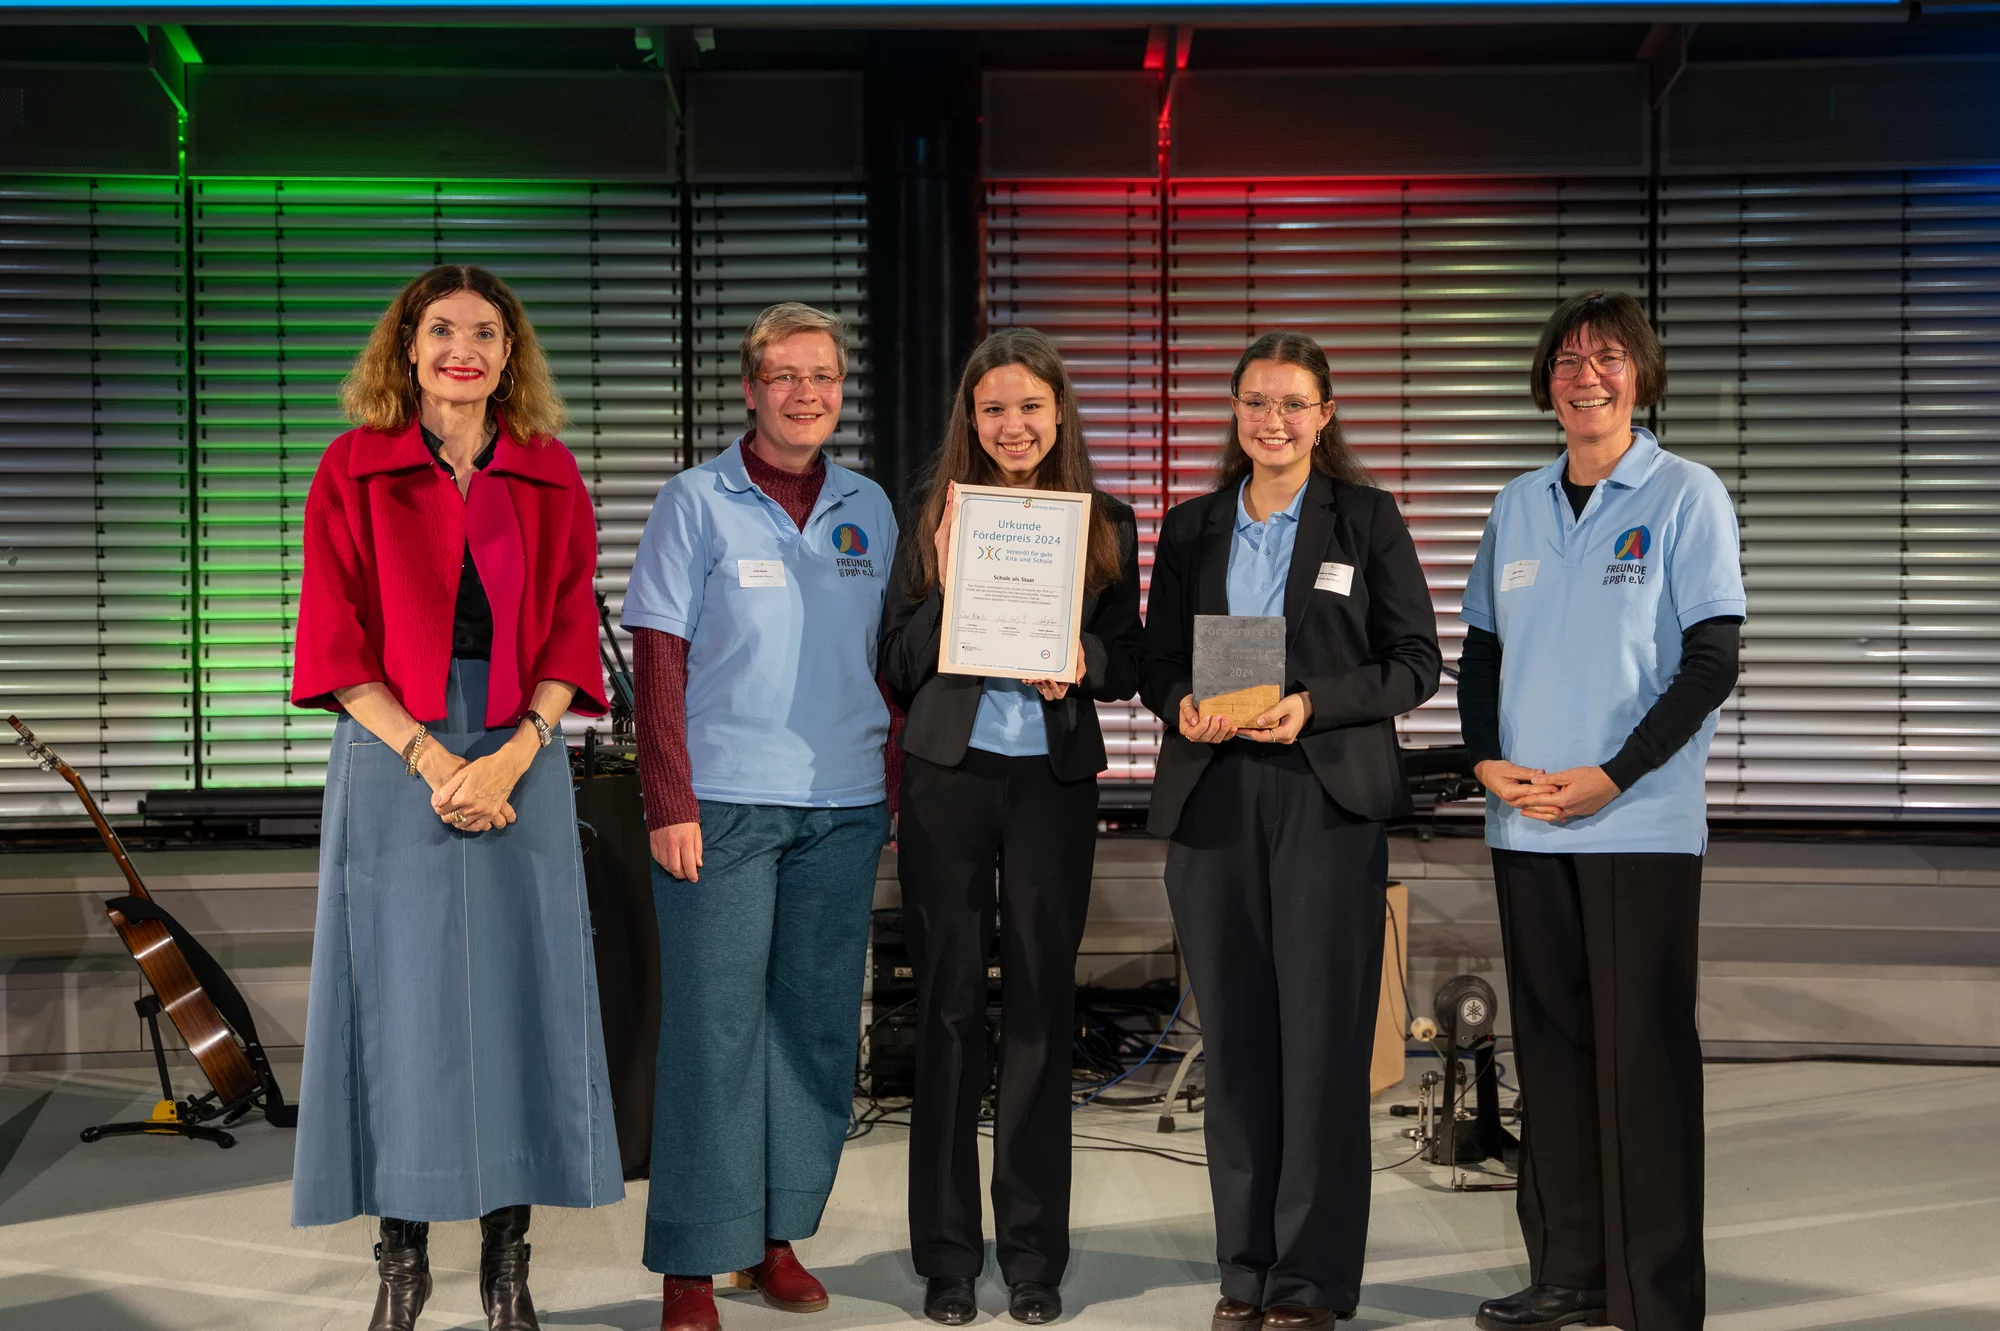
[1232,393,1324,422]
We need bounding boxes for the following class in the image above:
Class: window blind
[984,179,1166,782]
[0,175,194,820]
[1658,170,2000,815]
[189,178,682,789]
[690,188,871,470]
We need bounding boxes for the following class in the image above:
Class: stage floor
[1,1059,1997,1331]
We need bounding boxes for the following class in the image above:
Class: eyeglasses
[1232,394,1325,422]
[1548,349,1629,380]
[756,372,845,394]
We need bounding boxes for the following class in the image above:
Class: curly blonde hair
[340,264,566,443]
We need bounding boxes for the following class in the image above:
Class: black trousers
[1163,746,1388,1313]
[898,748,1098,1283]
[1491,849,1706,1331]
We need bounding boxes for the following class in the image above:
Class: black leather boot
[368,1218,431,1331]
[1475,1285,1608,1330]
[479,1204,540,1331]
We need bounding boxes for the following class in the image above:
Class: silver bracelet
[525,712,554,749]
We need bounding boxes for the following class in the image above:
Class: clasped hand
[1472,760,1621,822]
[1177,691,1313,745]
[420,738,526,833]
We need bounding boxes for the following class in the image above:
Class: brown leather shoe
[1213,1295,1265,1330]
[732,1240,831,1313]
[1263,1307,1336,1329]
[660,1276,720,1331]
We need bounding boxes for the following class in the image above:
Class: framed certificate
[938,483,1092,684]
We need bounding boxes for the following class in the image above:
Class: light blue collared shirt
[1461,427,1746,854]
[1226,477,1307,617]
[620,437,899,807]
[967,678,1050,757]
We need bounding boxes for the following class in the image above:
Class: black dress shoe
[925,1276,978,1326]
[1476,1285,1608,1330]
[1009,1280,1062,1324]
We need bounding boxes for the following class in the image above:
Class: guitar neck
[7,717,153,903]
[62,767,152,903]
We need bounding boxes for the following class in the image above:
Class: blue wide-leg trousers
[642,799,889,1275]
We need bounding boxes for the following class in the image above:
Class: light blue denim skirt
[291,659,623,1225]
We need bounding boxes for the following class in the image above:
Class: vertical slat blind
[1658,171,2000,815]
[188,179,682,789]
[0,176,194,819]
[690,188,872,469]
[984,179,1166,781]
[1165,178,1651,753]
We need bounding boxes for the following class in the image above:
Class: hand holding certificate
[937,482,1092,685]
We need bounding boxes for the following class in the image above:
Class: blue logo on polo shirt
[832,523,869,555]
[1613,526,1652,560]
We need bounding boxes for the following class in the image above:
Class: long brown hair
[908,328,1124,597]
[340,264,566,443]
[1216,331,1372,491]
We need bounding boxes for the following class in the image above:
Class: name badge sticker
[737,559,788,589]
[1501,559,1540,592]
[1314,562,1354,596]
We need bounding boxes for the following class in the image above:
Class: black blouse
[420,426,497,661]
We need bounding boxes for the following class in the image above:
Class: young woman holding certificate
[880,328,1141,1327]
[1141,332,1440,1331]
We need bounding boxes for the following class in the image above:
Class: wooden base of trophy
[1198,684,1282,728]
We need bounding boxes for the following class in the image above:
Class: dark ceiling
[5,13,1998,71]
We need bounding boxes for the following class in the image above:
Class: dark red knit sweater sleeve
[633,627,700,830]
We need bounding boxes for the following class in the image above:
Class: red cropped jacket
[291,419,609,728]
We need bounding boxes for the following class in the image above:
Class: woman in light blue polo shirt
[1459,290,1745,1331]
[621,302,897,1331]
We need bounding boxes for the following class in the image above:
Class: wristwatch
[525,711,554,749]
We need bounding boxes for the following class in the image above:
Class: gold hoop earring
[491,370,514,404]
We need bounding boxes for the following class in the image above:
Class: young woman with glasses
[1140,331,1441,1331]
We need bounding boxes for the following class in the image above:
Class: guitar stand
[79,995,238,1149]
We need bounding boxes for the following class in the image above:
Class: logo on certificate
[1612,526,1651,560]
[831,523,869,554]
[978,546,1001,560]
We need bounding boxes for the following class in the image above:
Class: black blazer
[881,494,1142,783]
[1140,471,1442,835]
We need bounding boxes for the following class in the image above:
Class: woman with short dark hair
[292,263,622,1331]
[1142,330,1441,1331]
[881,327,1142,1327]
[1460,289,1744,1331]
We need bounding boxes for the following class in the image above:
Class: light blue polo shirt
[968,679,1048,757]
[621,437,899,808]
[1227,476,1306,617]
[1461,428,1745,854]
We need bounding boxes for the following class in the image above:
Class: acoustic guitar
[9,716,296,1140]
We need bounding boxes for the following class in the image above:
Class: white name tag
[1314,561,1354,596]
[737,559,787,588]
[1501,559,1540,592]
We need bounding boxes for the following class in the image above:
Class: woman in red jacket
[290,264,622,1331]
